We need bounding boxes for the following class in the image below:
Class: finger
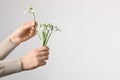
[29,31,34,37]
[38,46,49,51]
[31,26,36,30]
[29,29,36,38]
[23,21,35,30]
[31,28,36,36]
[39,61,46,66]
[39,51,49,56]
[40,56,49,60]
[32,31,36,37]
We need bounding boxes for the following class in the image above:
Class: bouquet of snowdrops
[24,6,60,46]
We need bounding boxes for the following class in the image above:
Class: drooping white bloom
[24,6,60,46]
[54,26,61,31]
[24,7,34,14]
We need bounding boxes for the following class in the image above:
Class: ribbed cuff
[0,37,18,60]
[0,58,22,77]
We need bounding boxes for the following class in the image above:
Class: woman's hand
[9,21,36,44]
[21,46,49,70]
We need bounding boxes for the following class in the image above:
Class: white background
[1,0,120,80]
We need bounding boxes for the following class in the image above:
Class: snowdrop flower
[24,6,36,21]
[54,26,61,31]
[46,23,53,31]
[24,6,60,46]
[24,7,34,14]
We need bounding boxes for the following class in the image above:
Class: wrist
[9,35,21,45]
[20,58,25,71]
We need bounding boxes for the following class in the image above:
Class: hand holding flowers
[24,6,60,46]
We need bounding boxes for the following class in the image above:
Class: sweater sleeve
[0,58,22,77]
[0,37,18,60]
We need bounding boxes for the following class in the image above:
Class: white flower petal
[24,10,28,14]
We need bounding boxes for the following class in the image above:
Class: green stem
[32,12,36,21]
[45,30,53,46]
[43,30,49,46]
[44,30,50,46]
[37,30,41,40]
[42,31,46,46]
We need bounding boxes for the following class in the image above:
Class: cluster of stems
[24,6,60,46]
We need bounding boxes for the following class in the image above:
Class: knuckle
[42,46,48,50]
[33,52,39,57]
[41,52,45,56]
[46,52,49,55]
[35,61,40,66]
[43,61,46,65]
[42,51,49,56]
[45,56,49,59]
[46,47,49,50]
[46,56,49,60]
[43,56,49,60]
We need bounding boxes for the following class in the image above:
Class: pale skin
[9,21,49,71]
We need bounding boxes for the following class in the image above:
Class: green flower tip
[54,26,61,31]
[39,23,60,32]
[24,6,34,14]
[24,6,61,46]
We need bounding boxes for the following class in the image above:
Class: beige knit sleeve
[0,37,18,60]
[0,58,22,77]
[0,37,22,77]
